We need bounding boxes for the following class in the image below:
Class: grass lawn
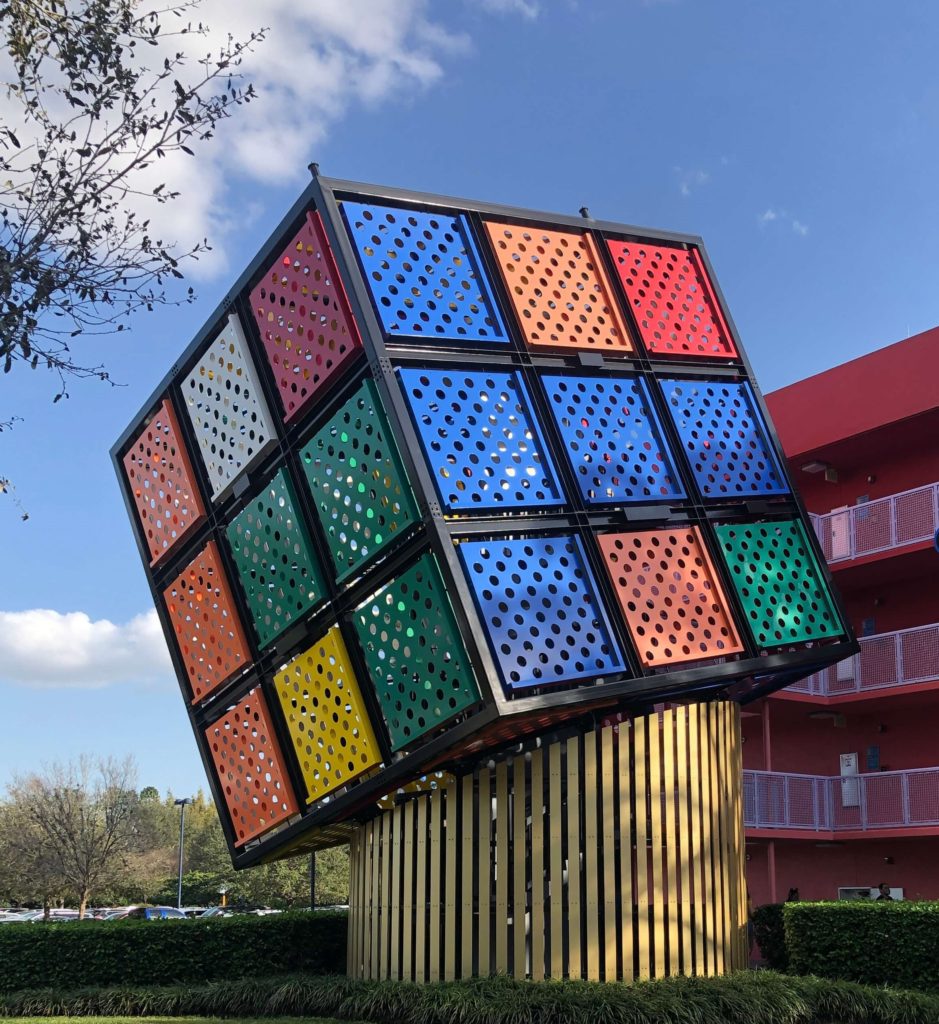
[4,1018,359,1024]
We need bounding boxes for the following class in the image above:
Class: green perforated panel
[352,553,479,752]
[714,519,843,649]
[226,468,326,648]
[300,378,418,582]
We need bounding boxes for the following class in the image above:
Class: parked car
[106,905,186,920]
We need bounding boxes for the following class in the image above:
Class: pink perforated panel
[122,399,205,565]
[607,241,738,359]
[250,210,362,422]
[205,688,299,846]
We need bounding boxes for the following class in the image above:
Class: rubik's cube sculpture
[114,172,855,865]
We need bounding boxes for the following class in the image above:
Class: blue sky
[2,0,938,796]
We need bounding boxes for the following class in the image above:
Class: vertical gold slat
[478,768,491,976]
[513,756,528,979]
[566,736,582,978]
[583,730,599,981]
[698,703,716,976]
[444,778,458,982]
[689,703,706,976]
[495,761,509,974]
[707,703,724,975]
[601,726,616,982]
[384,810,395,980]
[549,742,564,978]
[415,796,428,983]
[370,817,380,979]
[634,716,650,980]
[530,749,545,981]
[429,788,442,983]
[353,831,364,978]
[649,709,664,979]
[721,703,739,971]
[662,708,679,977]
[676,706,693,974]
[461,773,475,980]
[402,801,414,982]
[618,723,634,982]
[390,806,401,980]
[733,705,747,969]
[717,703,733,970]
[347,832,357,978]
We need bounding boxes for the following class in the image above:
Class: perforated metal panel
[352,553,479,751]
[163,540,252,702]
[250,211,363,422]
[225,469,325,648]
[272,625,382,805]
[660,378,788,499]
[458,535,625,690]
[542,373,685,505]
[341,200,507,343]
[398,367,563,512]
[122,398,205,564]
[607,240,737,359]
[714,520,843,648]
[300,378,418,581]
[483,221,634,352]
[181,314,276,499]
[204,688,299,846]
[597,527,744,667]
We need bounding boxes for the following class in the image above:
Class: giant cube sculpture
[114,172,855,980]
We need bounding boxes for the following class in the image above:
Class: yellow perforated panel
[273,626,382,805]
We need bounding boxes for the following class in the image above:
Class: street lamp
[174,797,192,910]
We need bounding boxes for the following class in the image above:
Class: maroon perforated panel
[250,211,362,422]
[163,540,252,703]
[607,241,738,359]
[122,399,205,565]
[205,688,299,846]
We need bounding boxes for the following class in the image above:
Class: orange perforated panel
[607,241,738,359]
[122,399,205,565]
[205,688,299,846]
[163,540,251,703]
[485,221,634,352]
[597,527,744,667]
[250,210,362,422]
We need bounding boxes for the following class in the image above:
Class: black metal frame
[111,169,858,868]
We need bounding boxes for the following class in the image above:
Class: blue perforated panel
[457,534,625,690]
[542,373,686,505]
[341,200,508,343]
[659,378,788,500]
[398,367,564,512]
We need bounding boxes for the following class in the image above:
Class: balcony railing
[785,621,939,697]
[810,481,939,564]
[743,767,939,832]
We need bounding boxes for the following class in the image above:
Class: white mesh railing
[790,621,939,697]
[744,768,939,831]
[811,482,939,563]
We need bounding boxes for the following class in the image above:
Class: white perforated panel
[182,314,277,499]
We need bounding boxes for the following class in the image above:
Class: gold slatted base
[348,701,747,981]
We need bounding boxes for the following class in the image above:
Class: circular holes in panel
[597,527,744,667]
[714,519,843,648]
[458,534,625,690]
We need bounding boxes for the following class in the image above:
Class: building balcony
[783,621,939,700]
[810,481,939,564]
[743,767,939,836]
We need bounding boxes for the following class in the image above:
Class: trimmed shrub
[752,903,787,971]
[0,911,346,993]
[785,900,939,991]
[3,972,939,1024]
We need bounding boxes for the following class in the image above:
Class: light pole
[174,797,192,910]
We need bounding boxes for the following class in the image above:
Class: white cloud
[758,207,808,236]
[0,609,173,690]
[476,0,540,17]
[675,166,710,197]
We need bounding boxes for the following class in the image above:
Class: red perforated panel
[163,540,251,703]
[250,210,362,422]
[205,688,299,846]
[607,241,737,359]
[122,399,205,565]
[597,527,744,667]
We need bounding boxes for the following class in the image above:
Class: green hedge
[752,904,787,971]
[3,971,939,1024]
[0,911,346,993]
[785,901,939,991]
